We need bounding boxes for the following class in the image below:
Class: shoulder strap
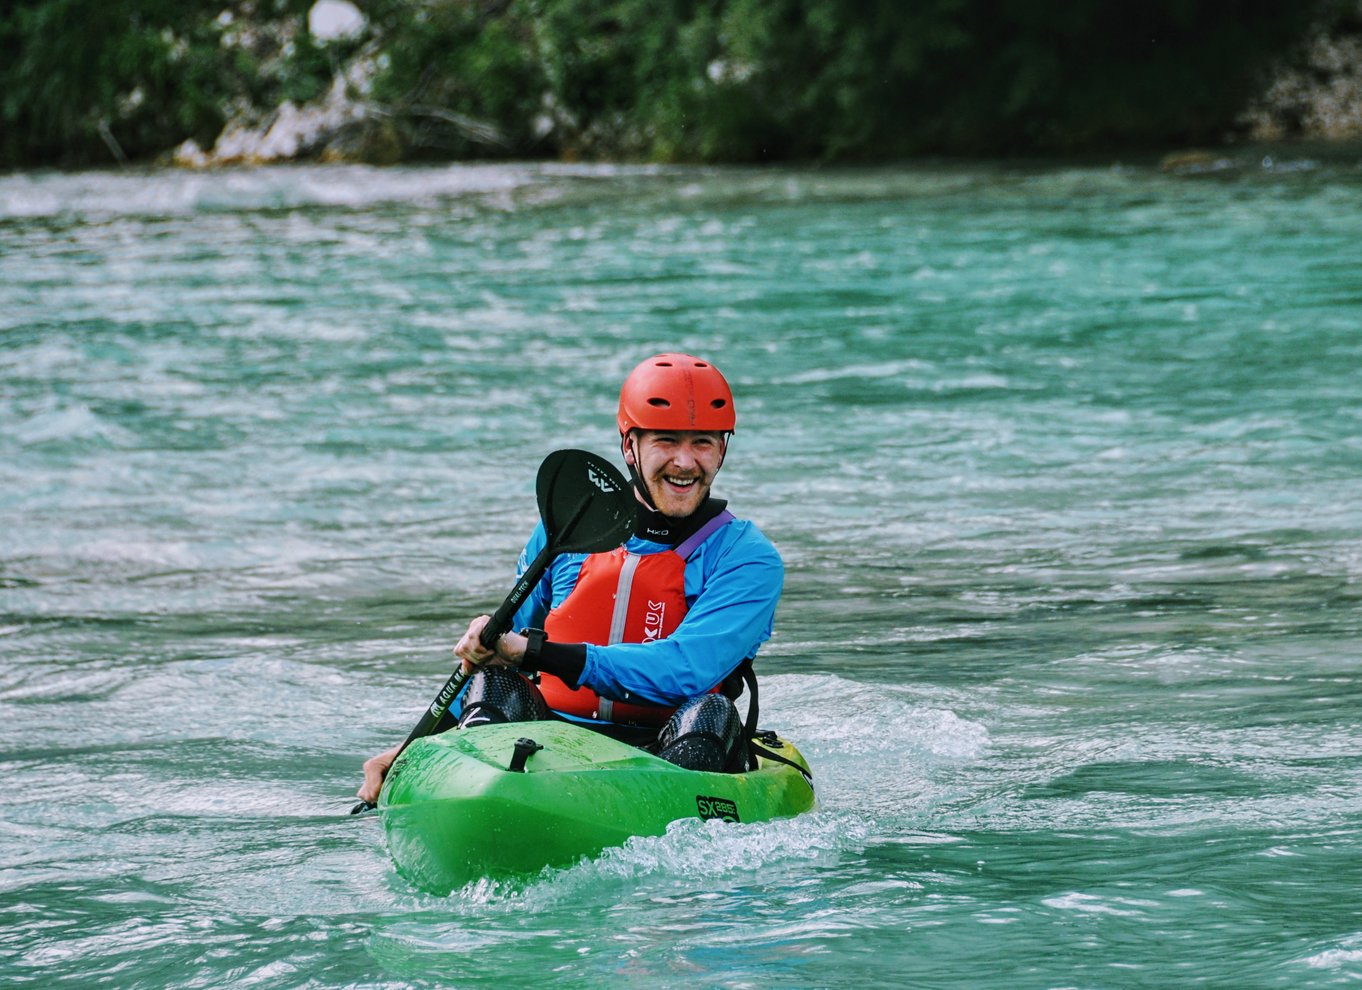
[675,509,735,560]
[736,658,760,771]
[731,662,813,789]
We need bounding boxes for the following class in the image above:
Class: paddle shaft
[348,542,552,815]
[351,492,598,813]
[351,450,632,816]
[406,537,559,748]
[477,491,593,649]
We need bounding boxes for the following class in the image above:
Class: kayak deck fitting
[378,721,815,894]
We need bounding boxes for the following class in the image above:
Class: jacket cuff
[531,641,587,687]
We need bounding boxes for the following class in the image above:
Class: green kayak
[378,721,815,894]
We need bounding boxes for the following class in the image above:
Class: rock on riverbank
[172,0,399,168]
[1240,21,1362,141]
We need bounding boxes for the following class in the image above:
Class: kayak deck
[378,721,815,893]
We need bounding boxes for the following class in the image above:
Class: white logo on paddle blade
[587,466,616,492]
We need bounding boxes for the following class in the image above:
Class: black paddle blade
[476,449,634,651]
[535,449,634,554]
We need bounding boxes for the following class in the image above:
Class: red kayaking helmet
[617,353,737,435]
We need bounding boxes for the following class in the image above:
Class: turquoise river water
[2,156,1361,989]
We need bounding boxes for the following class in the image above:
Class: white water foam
[0,163,663,222]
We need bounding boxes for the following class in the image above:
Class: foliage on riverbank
[2,0,1358,168]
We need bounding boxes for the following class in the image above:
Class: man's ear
[621,433,636,467]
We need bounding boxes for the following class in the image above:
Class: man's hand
[453,614,527,669]
[357,619,528,805]
[357,744,400,805]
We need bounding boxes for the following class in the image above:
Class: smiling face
[624,429,726,518]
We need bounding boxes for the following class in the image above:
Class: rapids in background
[2,158,1360,988]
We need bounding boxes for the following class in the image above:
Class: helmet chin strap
[623,432,660,512]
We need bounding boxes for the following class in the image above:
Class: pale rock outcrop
[174,1,394,167]
[1241,6,1362,140]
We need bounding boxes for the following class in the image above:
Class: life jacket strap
[607,552,644,644]
[674,509,736,560]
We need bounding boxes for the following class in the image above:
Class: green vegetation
[1,0,1352,168]
[0,0,347,166]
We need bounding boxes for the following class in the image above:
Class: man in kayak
[358,353,783,804]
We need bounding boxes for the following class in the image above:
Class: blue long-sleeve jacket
[510,518,783,706]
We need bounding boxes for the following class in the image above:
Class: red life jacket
[541,511,734,726]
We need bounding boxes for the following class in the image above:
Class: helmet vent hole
[648,398,671,408]
[711,399,727,408]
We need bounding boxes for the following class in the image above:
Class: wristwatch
[519,627,547,669]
